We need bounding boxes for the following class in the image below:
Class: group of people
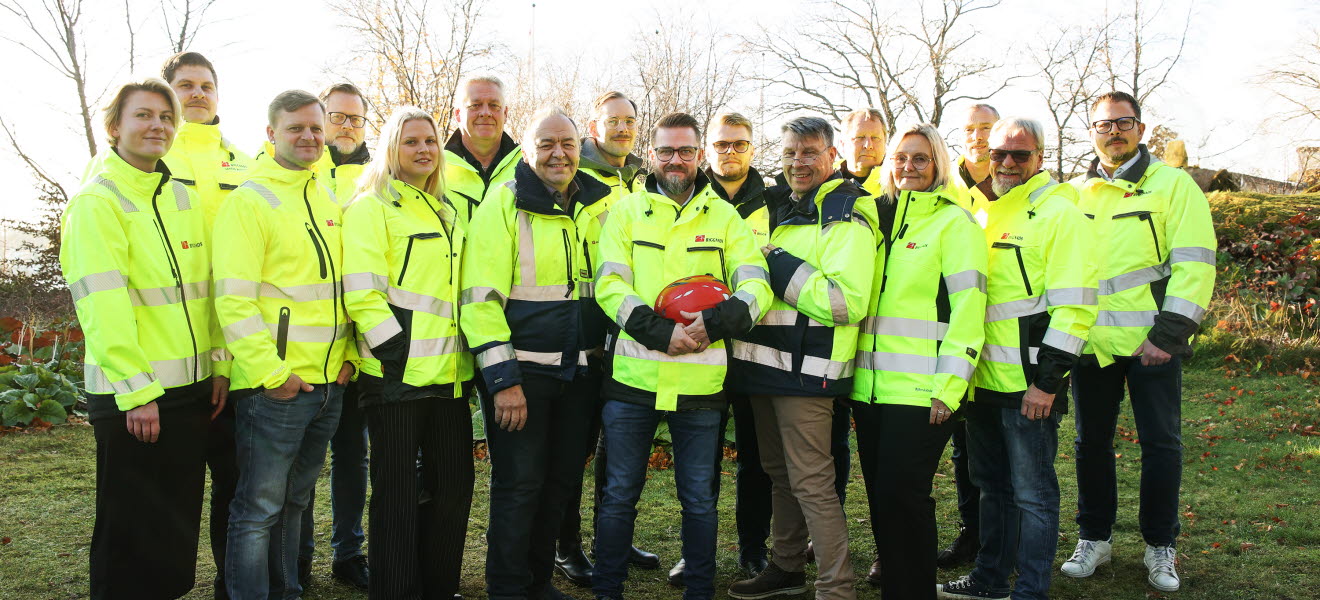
[63,48,1216,600]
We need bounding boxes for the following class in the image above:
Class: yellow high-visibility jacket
[443,131,522,225]
[212,154,355,391]
[595,172,772,411]
[342,179,471,401]
[1071,146,1217,364]
[973,172,1098,410]
[834,160,883,196]
[162,120,252,229]
[254,142,368,206]
[60,149,217,412]
[949,154,992,216]
[460,162,614,394]
[578,138,647,203]
[731,177,878,397]
[851,186,988,412]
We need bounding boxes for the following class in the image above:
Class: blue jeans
[966,401,1061,600]
[592,400,721,600]
[227,384,343,600]
[1072,356,1183,546]
[299,380,368,563]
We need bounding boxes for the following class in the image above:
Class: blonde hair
[880,123,952,197]
[103,77,181,148]
[707,112,754,138]
[356,107,445,203]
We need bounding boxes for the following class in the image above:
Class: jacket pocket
[1113,210,1162,263]
[686,245,727,282]
[305,224,328,279]
[275,307,291,360]
[395,232,441,287]
[991,242,1033,297]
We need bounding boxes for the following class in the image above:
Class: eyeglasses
[602,117,637,129]
[781,151,823,165]
[1091,116,1140,134]
[989,149,1037,163]
[712,140,751,154]
[655,146,699,161]
[328,112,367,128]
[890,153,932,170]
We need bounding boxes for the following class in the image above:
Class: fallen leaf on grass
[1,537,10,545]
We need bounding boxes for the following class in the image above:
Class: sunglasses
[989,149,1037,163]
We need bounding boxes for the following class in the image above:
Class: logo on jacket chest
[904,241,929,250]
[180,240,203,249]
[323,219,338,227]
[694,235,723,243]
[999,232,1024,241]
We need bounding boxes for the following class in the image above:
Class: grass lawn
[1,364,1317,600]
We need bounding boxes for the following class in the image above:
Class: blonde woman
[61,78,218,599]
[850,123,989,599]
[341,107,473,600]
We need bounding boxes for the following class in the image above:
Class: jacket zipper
[303,179,338,383]
[880,192,914,294]
[561,228,576,298]
[306,224,328,279]
[993,242,1033,296]
[398,237,416,286]
[149,178,200,382]
[275,307,291,360]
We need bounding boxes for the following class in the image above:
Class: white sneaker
[1144,544,1180,592]
[1060,538,1112,578]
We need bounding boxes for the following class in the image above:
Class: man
[1060,91,1216,594]
[461,106,612,600]
[668,112,775,587]
[835,108,887,195]
[158,50,250,600]
[214,90,356,600]
[726,116,876,600]
[445,75,523,224]
[937,102,1000,570]
[937,118,1097,600]
[555,91,660,588]
[297,82,373,592]
[592,112,771,600]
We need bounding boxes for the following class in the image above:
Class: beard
[1104,145,1139,166]
[329,136,360,155]
[711,162,748,183]
[659,167,696,198]
[991,171,1022,196]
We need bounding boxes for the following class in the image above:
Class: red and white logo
[694,235,705,242]
[181,241,189,249]
[325,219,335,227]
[906,242,916,249]
[221,161,231,167]
[1001,232,1010,239]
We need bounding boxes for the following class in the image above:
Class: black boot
[556,539,594,587]
[628,546,660,569]
[668,559,686,587]
[936,526,980,568]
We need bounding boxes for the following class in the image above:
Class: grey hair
[267,89,323,127]
[841,108,885,131]
[968,103,1000,120]
[521,105,578,149]
[880,123,952,197]
[458,75,505,104]
[781,116,833,147]
[990,117,1045,151]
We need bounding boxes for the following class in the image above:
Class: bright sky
[1,0,1317,222]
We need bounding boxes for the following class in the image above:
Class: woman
[850,123,989,599]
[61,78,220,599]
[342,107,474,600]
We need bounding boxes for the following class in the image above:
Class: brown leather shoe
[866,557,882,586]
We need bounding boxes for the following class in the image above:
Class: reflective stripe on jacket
[851,186,988,412]
[973,172,1098,403]
[162,121,252,229]
[596,171,772,411]
[342,179,471,401]
[730,177,878,397]
[1071,146,1216,363]
[61,150,216,410]
[212,154,354,390]
[459,162,613,394]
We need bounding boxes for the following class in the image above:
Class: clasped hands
[668,310,710,356]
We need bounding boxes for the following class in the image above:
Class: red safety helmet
[655,274,731,326]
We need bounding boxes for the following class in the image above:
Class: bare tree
[1259,29,1320,130]
[331,0,501,130]
[897,0,1018,127]
[505,55,592,139]
[0,0,97,158]
[1033,23,1110,180]
[161,0,219,53]
[1098,0,1191,106]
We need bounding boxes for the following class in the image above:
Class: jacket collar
[706,166,765,205]
[329,141,371,167]
[510,160,612,216]
[445,129,518,173]
[101,148,172,200]
[578,137,645,181]
[991,171,1056,208]
[252,152,319,187]
[1087,143,1152,185]
[885,185,960,219]
[644,168,714,205]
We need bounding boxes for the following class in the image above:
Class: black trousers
[950,419,981,531]
[716,392,773,561]
[205,398,238,580]
[90,395,210,600]
[484,372,599,600]
[853,400,958,600]
[556,379,607,553]
[364,394,474,600]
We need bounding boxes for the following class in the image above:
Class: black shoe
[543,585,578,600]
[936,575,1008,599]
[555,546,594,587]
[936,527,981,568]
[628,546,660,569]
[727,561,808,599]
[740,556,769,579]
[668,558,686,587]
[332,555,370,591]
[297,556,312,587]
[213,575,229,600]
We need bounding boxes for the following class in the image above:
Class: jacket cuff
[114,381,166,412]
[702,295,754,343]
[472,342,523,395]
[1032,345,1077,394]
[623,305,675,352]
[765,247,805,299]
[1148,311,1198,357]
[370,331,408,364]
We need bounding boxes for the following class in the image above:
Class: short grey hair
[841,108,885,131]
[521,105,578,149]
[267,89,323,127]
[781,116,833,147]
[458,75,505,104]
[990,117,1045,152]
[968,103,1000,120]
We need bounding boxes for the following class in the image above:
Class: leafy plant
[0,361,82,426]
